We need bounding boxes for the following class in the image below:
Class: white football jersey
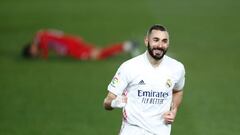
[108,51,185,135]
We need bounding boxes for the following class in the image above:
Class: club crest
[166,79,172,88]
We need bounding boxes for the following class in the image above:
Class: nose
[156,41,164,48]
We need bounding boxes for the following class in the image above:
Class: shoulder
[120,53,145,69]
[163,55,185,72]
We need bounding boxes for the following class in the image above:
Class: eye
[153,37,160,42]
[162,39,168,43]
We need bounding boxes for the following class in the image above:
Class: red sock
[97,43,124,60]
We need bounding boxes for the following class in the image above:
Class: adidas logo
[138,80,145,85]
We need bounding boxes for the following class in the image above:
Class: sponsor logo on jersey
[138,80,145,85]
[138,90,169,98]
[138,90,169,104]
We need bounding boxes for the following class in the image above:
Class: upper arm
[174,63,185,90]
[108,63,129,95]
[173,89,183,95]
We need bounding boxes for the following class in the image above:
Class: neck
[146,52,163,67]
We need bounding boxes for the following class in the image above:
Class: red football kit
[34,30,125,60]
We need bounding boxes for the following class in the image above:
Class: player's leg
[96,41,139,60]
[96,43,124,60]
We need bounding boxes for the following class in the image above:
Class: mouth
[153,49,164,56]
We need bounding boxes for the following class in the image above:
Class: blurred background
[0,0,240,134]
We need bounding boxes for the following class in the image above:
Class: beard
[147,42,167,60]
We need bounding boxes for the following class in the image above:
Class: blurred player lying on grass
[22,29,139,60]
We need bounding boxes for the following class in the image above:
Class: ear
[144,36,148,47]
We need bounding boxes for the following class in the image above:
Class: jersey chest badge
[166,79,173,88]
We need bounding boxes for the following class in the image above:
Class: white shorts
[119,121,155,135]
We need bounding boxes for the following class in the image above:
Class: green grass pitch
[0,0,240,135]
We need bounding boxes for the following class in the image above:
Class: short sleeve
[173,64,185,90]
[107,63,129,95]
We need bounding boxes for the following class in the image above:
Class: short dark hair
[147,24,167,35]
[22,43,33,58]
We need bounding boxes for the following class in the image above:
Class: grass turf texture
[0,0,240,135]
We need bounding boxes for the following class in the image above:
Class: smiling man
[103,24,186,135]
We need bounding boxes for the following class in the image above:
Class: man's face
[145,30,169,60]
[30,44,39,57]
